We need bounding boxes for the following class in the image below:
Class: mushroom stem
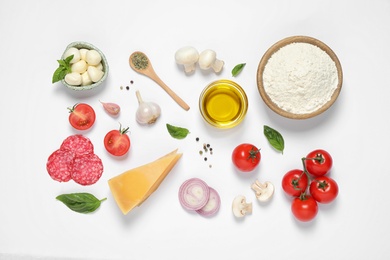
[241,200,253,214]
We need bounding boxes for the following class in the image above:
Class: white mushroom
[198,49,224,73]
[251,180,275,202]
[232,195,252,218]
[175,46,199,73]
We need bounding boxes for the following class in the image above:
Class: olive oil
[199,80,248,129]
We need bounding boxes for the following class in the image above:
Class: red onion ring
[178,178,210,210]
[196,187,221,217]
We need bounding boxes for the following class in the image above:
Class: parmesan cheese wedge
[108,149,182,215]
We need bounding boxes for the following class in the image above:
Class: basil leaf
[231,63,246,77]
[56,193,106,214]
[64,54,74,63]
[263,125,285,154]
[166,123,190,139]
[52,54,73,83]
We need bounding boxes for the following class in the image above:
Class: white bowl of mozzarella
[61,41,109,91]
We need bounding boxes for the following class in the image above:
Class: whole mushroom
[232,195,252,218]
[198,49,224,73]
[175,46,199,73]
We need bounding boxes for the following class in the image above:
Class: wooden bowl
[257,36,343,119]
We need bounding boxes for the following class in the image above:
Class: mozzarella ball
[86,50,102,66]
[79,48,88,61]
[62,47,81,64]
[64,72,82,86]
[71,59,87,74]
[81,71,93,86]
[94,62,103,71]
[87,66,104,82]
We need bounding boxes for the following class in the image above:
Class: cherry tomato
[291,194,318,222]
[282,169,309,197]
[104,125,131,156]
[68,103,96,130]
[232,143,261,172]
[310,176,339,204]
[304,149,333,177]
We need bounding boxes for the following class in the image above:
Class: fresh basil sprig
[231,63,246,77]
[52,54,74,83]
[166,123,190,139]
[56,192,106,214]
[263,125,285,154]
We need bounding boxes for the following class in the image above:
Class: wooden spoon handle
[151,75,190,111]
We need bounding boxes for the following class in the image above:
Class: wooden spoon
[129,51,190,111]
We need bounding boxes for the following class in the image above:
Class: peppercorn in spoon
[129,51,190,111]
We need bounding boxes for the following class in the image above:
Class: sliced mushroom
[232,195,252,218]
[251,180,275,202]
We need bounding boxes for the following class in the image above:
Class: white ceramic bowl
[61,41,109,91]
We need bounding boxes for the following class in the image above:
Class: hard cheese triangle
[108,149,182,215]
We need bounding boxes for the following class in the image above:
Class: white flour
[263,42,338,114]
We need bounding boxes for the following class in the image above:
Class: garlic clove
[100,100,120,116]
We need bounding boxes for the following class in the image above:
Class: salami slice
[60,134,94,156]
[46,149,75,182]
[71,153,103,186]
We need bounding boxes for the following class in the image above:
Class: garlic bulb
[135,90,161,125]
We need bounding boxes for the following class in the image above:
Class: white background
[1,0,389,259]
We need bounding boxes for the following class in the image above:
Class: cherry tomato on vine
[291,194,318,222]
[310,176,339,204]
[104,125,131,156]
[68,103,96,130]
[232,143,261,172]
[304,149,333,177]
[282,169,308,197]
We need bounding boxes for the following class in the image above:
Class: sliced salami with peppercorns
[60,134,94,156]
[46,149,75,182]
[71,153,103,186]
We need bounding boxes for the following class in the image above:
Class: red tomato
[291,195,318,222]
[232,143,261,172]
[282,169,309,197]
[304,149,333,177]
[68,103,96,130]
[104,125,131,156]
[310,176,339,204]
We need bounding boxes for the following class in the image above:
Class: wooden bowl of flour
[257,36,343,119]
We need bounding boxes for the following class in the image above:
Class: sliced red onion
[178,178,210,211]
[196,187,221,217]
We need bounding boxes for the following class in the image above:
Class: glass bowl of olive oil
[199,79,248,129]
